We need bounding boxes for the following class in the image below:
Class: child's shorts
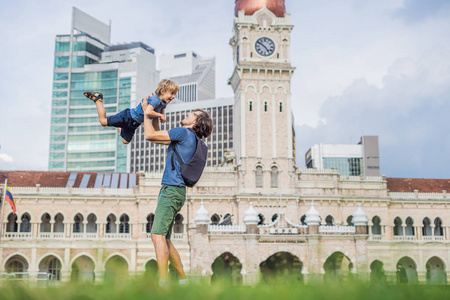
[107,108,141,142]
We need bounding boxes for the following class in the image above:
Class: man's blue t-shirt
[130,94,167,123]
[162,127,197,187]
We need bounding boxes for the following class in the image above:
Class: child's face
[160,90,177,103]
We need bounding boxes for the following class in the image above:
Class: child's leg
[95,101,108,126]
[116,128,130,144]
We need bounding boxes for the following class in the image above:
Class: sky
[0,0,449,178]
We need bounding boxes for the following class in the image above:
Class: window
[255,166,263,188]
[264,102,268,112]
[434,218,443,236]
[54,56,69,68]
[20,214,31,232]
[258,214,265,225]
[40,213,51,232]
[422,218,432,236]
[271,166,278,188]
[249,101,252,112]
[53,73,69,81]
[211,214,220,225]
[325,215,334,226]
[174,214,184,233]
[119,214,130,233]
[405,217,415,236]
[372,216,381,235]
[73,214,83,233]
[146,214,155,233]
[393,217,402,236]
[347,215,354,226]
[279,102,283,112]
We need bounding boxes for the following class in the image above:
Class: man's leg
[166,239,186,280]
[151,233,170,280]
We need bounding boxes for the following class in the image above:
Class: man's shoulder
[169,127,195,141]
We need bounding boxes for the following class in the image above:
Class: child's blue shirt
[130,94,167,123]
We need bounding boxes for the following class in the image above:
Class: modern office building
[48,7,159,173]
[159,51,215,102]
[130,97,233,173]
[305,136,380,176]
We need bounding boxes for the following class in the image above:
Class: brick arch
[103,253,131,271]
[37,252,65,270]
[3,253,30,271]
[70,253,97,269]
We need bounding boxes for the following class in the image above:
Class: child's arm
[141,96,164,120]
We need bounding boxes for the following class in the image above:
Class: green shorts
[151,184,186,239]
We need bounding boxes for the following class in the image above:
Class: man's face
[160,90,177,103]
[181,111,200,127]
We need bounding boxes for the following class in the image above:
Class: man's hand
[141,95,152,112]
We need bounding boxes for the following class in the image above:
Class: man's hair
[155,79,180,96]
[192,109,213,139]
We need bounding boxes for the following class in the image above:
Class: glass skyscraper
[49,8,158,173]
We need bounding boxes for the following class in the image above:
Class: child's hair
[155,79,180,96]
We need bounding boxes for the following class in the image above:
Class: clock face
[255,37,275,57]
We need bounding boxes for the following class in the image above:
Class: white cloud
[295,48,450,178]
[0,153,14,163]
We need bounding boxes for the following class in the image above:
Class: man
[143,105,213,286]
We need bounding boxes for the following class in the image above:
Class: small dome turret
[352,204,368,226]
[194,201,210,225]
[305,203,321,226]
[244,202,259,225]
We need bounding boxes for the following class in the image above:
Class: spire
[243,202,259,225]
[305,202,321,226]
[194,201,210,225]
[235,0,286,18]
[352,204,369,226]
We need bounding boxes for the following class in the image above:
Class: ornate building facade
[1,1,450,285]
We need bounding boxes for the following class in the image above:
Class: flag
[5,185,16,214]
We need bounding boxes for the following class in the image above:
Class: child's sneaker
[83,91,103,102]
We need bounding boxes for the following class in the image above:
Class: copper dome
[235,0,286,17]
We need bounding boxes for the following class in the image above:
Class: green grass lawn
[1,278,450,300]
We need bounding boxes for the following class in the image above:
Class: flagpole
[0,179,7,245]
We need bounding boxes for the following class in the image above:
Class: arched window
[300,215,306,226]
[119,214,130,233]
[422,218,432,236]
[279,102,283,112]
[106,214,117,234]
[405,217,415,236]
[255,166,263,188]
[220,213,233,225]
[86,214,97,233]
[393,217,403,236]
[272,214,279,222]
[325,215,334,226]
[264,101,268,112]
[347,216,354,226]
[40,213,51,233]
[6,213,18,232]
[20,214,31,233]
[174,214,184,233]
[73,214,83,233]
[271,166,278,188]
[372,216,381,235]
[249,101,253,112]
[54,214,64,233]
[146,214,155,233]
[434,218,443,236]
[48,257,62,281]
[258,214,265,225]
[211,214,220,225]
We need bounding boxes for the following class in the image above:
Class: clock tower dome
[229,0,297,193]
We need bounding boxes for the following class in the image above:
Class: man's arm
[141,97,164,121]
[144,115,170,145]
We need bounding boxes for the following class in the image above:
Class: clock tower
[230,0,297,193]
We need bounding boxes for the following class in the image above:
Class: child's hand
[159,113,166,123]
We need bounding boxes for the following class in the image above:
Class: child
[84,79,179,144]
